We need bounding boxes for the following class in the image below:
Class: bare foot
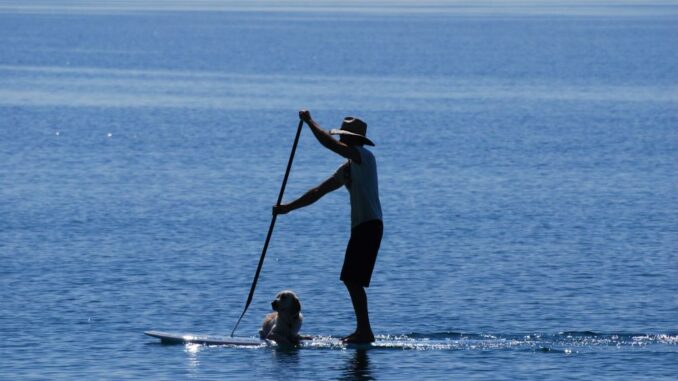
[341,332,375,344]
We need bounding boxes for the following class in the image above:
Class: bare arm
[273,174,343,215]
[300,110,361,163]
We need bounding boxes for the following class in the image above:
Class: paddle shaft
[231,119,304,337]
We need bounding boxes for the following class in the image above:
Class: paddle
[231,118,304,337]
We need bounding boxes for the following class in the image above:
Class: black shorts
[340,219,383,288]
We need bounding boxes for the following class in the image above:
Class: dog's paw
[266,333,299,347]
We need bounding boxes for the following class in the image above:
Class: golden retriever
[259,290,303,346]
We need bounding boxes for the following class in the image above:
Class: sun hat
[329,117,375,146]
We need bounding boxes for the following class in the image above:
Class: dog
[259,290,303,346]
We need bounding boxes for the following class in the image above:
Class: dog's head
[271,290,301,316]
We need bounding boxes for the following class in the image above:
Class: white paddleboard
[145,330,270,346]
[145,330,441,349]
[144,330,364,349]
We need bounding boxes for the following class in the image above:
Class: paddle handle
[231,118,304,337]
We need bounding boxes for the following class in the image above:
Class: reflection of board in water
[146,330,677,351]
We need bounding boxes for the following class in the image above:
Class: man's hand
[272,204,290,215]
[299,109,312,123]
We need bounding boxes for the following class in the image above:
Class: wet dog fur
[259,290,303,346]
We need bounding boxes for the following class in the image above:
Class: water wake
[298,331,678,352]
[149,329,677,352]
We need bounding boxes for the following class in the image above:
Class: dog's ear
[293,298,301,313]
[272,300,278,311]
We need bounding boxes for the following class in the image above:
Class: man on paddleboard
[273,110,383,344]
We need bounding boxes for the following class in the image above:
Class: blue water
[1,1,677,379]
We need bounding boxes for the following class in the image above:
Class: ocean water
[1,1,677,379]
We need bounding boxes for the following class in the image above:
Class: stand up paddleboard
[145,331,271,346]
[145,331,357,348]
[145,330,494,350]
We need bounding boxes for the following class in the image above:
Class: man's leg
[343,281,375,343]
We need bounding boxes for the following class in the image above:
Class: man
[273,110,383,344]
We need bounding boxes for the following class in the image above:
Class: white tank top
[332,146,383,228]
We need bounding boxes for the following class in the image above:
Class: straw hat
[329,117,374,146]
